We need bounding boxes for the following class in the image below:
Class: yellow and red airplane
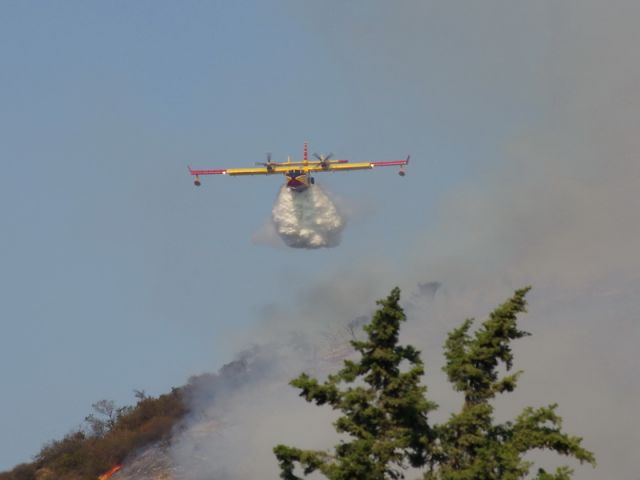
[188,142,409,192]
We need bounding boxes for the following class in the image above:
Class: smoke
[163,3,640,480]
[163,280,449,480]
[170,335,351,479]
[271,184,345,249]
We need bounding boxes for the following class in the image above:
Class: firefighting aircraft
[188,142,409,192]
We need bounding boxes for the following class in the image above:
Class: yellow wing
[189,166,276,176]
[305,162,375,173]
[305,159,410,173]
[225,166,274,176]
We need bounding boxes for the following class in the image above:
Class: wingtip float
[188,143,410,191]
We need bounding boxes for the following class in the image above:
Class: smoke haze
[168,2,638,479]
[170,342,344,480]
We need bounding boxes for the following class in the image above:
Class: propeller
[255,153,274,170]
[313,152,333,167]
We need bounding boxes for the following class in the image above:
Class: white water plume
[271,184,345,249]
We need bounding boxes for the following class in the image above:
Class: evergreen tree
[275,287,595,480]
[425,287,595,479]
[274,287,437,480]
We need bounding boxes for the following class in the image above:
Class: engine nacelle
[194,175,201,186]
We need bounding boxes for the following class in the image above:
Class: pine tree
[273,287,437,480]
[425,287,595,479]
[274,287,595,480]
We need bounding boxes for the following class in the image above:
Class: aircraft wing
[189,162,358,176]
[306,158,410,173]
[188,166,276,176]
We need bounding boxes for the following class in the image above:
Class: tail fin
[303,142,308,161]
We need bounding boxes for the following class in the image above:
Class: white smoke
[142,3,640,479]
[271,184,345,249]
[170,340,347,480]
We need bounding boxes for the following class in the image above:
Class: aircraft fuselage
[285,170,313,192]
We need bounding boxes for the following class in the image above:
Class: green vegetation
[1,287,595,480]
[274,287,595,480]
[0,389,186,480]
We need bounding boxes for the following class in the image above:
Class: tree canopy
[274,287,595,480]
[274,287,436,480]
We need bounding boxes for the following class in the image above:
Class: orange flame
[98,464,122,480]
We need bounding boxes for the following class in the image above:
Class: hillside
[0,360,250,480]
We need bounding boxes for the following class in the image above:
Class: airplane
[188,142,409,192]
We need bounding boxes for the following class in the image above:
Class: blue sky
[1,2,638,477]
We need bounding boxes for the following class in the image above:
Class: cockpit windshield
[287,170,304,178]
